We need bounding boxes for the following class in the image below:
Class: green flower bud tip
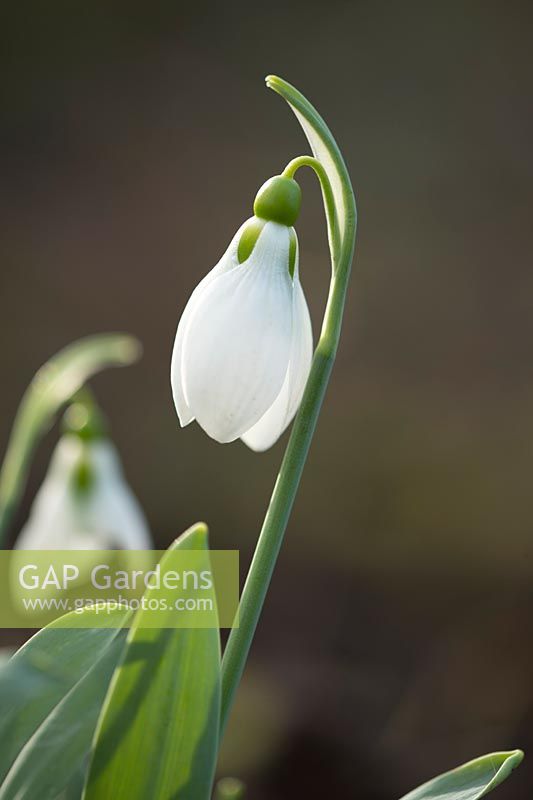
[253,175,301,226]
[215,777,246,800]
[62,401,108,441]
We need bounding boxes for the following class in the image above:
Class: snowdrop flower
[15,402,151,550]
[171,175,313,451]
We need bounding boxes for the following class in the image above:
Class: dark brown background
[1,1,533,797]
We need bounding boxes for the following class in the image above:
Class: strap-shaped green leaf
[84,524,221,800]
[0,604,130,797]
[0,332,141,542]
[399,750,524,799]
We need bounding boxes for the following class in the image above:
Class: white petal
[181,222,293,442]
[170,219,249,426]
[15,436,91,549]
[15,475,106,550]
[83,441,152,549]
[15,437,152,550]
[242,258,313,452]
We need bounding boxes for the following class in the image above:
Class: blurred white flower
[171,176,313,451]
[15,416,151,550]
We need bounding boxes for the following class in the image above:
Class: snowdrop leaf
[266,75,356,272]
[0,333,141,541]
[0,604,130,797]
[84,524,221,800]
[399,750,524,800]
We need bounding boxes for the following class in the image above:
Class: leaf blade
[84,524,221,800]
[0,604,130,797]
[399,750,524,800]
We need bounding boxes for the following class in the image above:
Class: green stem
[220,154,356,733]
[283,156,340,267]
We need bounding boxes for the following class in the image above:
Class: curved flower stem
[220,146,357,733]
[283,156,340,263]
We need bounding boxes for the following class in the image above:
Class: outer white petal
[181,222,293,443]
[82,440,152,549]
[15,436,152,550]
[15,436,98,549]
[241,249,313,452]
[15,477,106,550]
[170,219,250,426]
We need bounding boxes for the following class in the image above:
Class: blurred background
[1,0,533,796]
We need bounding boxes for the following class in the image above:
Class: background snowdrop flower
[171,175,313,450]
[15,400,151,550]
